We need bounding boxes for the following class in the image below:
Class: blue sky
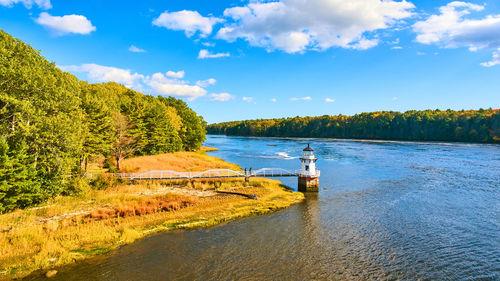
[1,0,499,123]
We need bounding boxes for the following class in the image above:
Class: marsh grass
[0,151,303,280]
[201,146,219,152]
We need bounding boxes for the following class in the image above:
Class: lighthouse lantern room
[298,144,320,192]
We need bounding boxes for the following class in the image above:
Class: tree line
[0,30,206,212]
[207,109,500,143]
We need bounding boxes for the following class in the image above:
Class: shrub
[90,174,119,190]
[103,156,117,173]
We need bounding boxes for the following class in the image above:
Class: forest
[207,109,500,143]
[0,30,206,212]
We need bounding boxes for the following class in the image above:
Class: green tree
[0,30,207,211]
[79,82,115,172]
[0,138,42,213]
[0,30,85,197]
[158,96,206,150]
[206,109,500,144]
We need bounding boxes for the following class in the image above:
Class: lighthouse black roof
[303,144,314,152]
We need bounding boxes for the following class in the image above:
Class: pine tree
[142,101,182,154]
[0,138,42,213]
[80,83,115,172]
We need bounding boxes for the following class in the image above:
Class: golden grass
[201,146,219,152]
[0,151,304,280]
[120,150,238,173]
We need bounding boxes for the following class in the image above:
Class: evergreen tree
[158,96,206,150]
[80,82,115,172]
[0,30,85,196]
[142,100,182,154]
[0,138,42,213]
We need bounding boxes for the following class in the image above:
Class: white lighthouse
[298,144,320,192]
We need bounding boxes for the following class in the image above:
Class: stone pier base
[298,177,319,192]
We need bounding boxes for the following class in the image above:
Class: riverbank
[0,149,304,280]
[206,109,500,144]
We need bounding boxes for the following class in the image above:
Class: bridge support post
[245,168,251,183]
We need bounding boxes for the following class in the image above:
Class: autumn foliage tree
[111,113,138,171]
[207,110,500,143]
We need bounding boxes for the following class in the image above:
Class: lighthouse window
[305,165,309,171]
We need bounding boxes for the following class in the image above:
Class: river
[31,135,500,280]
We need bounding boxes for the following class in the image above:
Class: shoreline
[206,134,500,146]
[0,151,304,280]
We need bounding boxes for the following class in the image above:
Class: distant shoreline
[206,109,500,144]
[206,134,500,146]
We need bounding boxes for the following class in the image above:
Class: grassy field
[0,148,303,280]
[119,146,235,173]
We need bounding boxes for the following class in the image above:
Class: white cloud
[60,64,213,101]
[209,92,234,102]
[270,98,277,102]
[481,49,500,67]
[242,96,254,102]
[0,0,51,9]
[392,97,399,100]
[216,0,415,53]
[202,42,215,47]
[391,46,403,50]
[166,70,185,78]
[416,52,426,55]
[196,78,216,87]
[325,98,335,103]
[146,73,206,100]
[413,2,500,50]
[198,49,230,59]
[390,38,400,45]
[129,45,146,53]
[35,12,96,35]
[290,96,312,101]
[271,31,311,53]
[153,10,222,37]
[60,64,143,88]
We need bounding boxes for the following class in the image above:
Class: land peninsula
[0,30,303,279]
[0,148,303,279]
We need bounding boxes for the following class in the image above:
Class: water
[31,136,500,280]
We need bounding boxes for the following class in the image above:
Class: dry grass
[0,151,304,280]
[85,194,199,221]
[120,150,239,173]
[201,146,219,152]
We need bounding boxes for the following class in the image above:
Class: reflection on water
[28,136,500,280]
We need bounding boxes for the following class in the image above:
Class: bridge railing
[190,169,246,179]
[250,168,297,177]
[115,168,319,180]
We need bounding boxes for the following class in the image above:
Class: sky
[1,0,499,124]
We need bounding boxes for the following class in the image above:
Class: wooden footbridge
[115,168,310,181]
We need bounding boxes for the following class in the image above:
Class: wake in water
[258,152,299,160]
